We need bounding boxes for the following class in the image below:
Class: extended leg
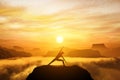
[57,59,65,66]
[62,56,67,63]
[62,60,65,66]
[48,58,56,65]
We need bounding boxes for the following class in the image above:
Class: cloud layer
[0,57,120,80]
[0,0,120,49]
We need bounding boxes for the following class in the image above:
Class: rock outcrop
[26,65,94,80]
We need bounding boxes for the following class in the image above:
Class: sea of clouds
[0,57,120,80]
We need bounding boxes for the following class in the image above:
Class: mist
[0,57,120,80]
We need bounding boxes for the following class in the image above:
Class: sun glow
[9,23,23,29]
[56,36,64,43]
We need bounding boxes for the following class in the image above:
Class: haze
[0,0,120,50]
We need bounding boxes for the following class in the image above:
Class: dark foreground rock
[26,65,94,80]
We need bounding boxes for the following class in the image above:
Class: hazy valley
[0,57,120,80]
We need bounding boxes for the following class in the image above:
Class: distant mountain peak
[92,43,107,49]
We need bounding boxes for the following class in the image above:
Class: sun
[56,36,64,43]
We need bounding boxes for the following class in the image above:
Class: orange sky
[0,0,120,50]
